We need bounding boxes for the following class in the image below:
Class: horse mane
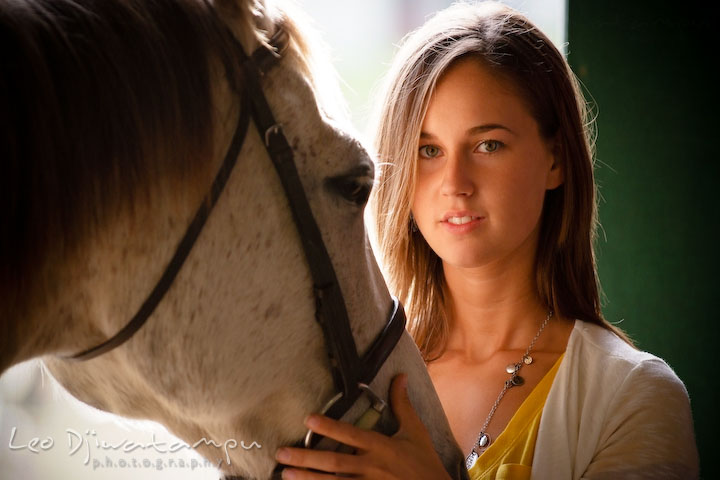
[0,0,249,362]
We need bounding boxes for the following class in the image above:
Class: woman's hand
[274,374,452,479]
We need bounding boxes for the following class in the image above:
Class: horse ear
[213,0,274,47]
[212,0,267,21]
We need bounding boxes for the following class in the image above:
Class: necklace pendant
[467,312,552,472]
[466,432,491,470]
[466,450,479,470]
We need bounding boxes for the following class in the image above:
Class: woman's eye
[477,140,503,153]
[419,145,441,158]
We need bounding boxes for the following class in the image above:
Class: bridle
[64,17,406,477]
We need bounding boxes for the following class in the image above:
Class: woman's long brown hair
[369,2,632,361]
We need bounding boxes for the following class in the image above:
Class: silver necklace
[465,311,553,470]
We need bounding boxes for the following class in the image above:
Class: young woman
[275,2,699,478]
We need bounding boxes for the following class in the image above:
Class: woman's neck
[442,258,551,363]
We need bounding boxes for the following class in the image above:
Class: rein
[64,17,406,478]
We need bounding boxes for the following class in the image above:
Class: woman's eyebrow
[466,124,515,135]
[420,123,515,140]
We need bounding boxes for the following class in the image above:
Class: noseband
[65,18,406,476]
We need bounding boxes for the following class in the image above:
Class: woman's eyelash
[418,140,505,157]
[419,145,441,158]
[476,140,504,153]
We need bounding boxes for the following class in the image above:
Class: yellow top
[468,353,565,480]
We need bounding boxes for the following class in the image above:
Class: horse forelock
[0,0,259,367]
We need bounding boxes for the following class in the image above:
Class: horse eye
[347,179,372,205]
[326,174,373,206]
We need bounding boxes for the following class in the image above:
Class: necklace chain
[465,311,553,470]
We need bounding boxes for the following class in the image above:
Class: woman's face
[412,58,563,272]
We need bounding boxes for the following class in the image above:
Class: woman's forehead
[422,59,537,135]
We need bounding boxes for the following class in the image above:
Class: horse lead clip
[303,390,344,449]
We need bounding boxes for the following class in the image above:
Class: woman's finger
[275,446,362,474]
[279,467,347,480]
[303,413,384,450]
[389,373,423,437]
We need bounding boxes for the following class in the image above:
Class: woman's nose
[440,154,474,197]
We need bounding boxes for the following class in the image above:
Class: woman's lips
[440,212,485,233]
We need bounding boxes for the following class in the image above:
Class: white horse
[0,0,468,478]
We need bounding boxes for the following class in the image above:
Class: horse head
[0,0,468,478]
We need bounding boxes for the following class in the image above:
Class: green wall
[568,1,717,477]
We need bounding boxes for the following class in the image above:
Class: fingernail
[275,448,290,462]
[400,374,408,390]
[282,469,296,479]
[304,414,320,429]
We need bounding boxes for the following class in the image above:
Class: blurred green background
[568,1,715,478]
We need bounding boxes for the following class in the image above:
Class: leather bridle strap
[230,27,408,450]
[65,87,252,361]
[234,31,365,404]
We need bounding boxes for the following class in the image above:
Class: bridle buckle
[264,123,283,147]
[303,382,387,449]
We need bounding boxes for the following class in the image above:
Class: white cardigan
[531,321,699,479]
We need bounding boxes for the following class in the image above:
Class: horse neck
[8,184,206,370]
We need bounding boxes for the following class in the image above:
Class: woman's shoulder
[557,319,692,422]
[534,320,699,478]
[568,319,684,388]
